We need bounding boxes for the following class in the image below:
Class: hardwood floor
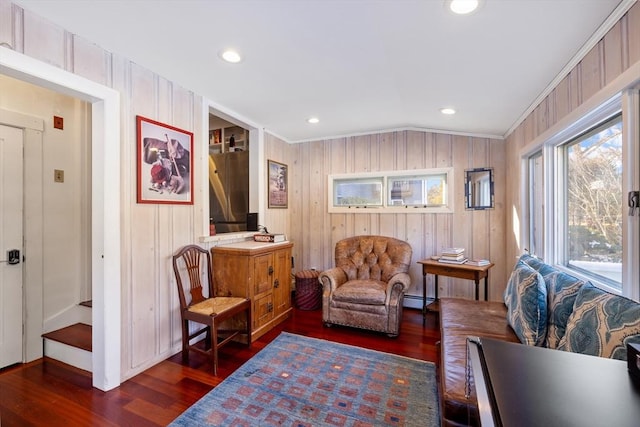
[0,308,440,426]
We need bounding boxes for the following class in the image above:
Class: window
[562,114,623,288]
[334,177,383,207]
[328,168,453,213]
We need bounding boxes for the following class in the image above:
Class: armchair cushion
[332,280,387,305]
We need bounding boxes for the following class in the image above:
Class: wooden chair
[172,244,251,375]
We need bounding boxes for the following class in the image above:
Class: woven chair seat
[189,297,249,316]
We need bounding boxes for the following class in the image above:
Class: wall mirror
[465,167,494,210]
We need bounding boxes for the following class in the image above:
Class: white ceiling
[14,0,626,142]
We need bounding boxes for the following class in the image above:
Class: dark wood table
[468,337,640,427]
[417,259,494,313]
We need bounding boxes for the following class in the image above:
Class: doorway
[0,46,121,391]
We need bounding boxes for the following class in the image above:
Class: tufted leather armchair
[319,235,412,337]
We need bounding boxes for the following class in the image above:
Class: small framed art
[137,115,194,204]
[268,159,288,208]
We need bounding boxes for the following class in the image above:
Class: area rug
[169,332,440,426]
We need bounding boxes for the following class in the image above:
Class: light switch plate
[54,169,64,183]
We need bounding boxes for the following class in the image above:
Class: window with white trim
[328,168,453,213]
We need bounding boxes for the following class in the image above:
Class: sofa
[439,254,640,427]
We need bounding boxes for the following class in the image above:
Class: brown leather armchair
[319,235,412,337]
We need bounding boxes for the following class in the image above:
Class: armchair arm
[385,272,412,306]
[318,267,348,294]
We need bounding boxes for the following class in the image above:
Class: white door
[0,124,24,369]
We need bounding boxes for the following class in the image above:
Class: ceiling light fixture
[307,117,320,124]
[446,0,480,15]
[220,49,242,63]
[440,108,456,115]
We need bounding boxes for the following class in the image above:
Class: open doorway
[0,47,121,391]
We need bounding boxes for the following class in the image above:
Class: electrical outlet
[54,169,64,183]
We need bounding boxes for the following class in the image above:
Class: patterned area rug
[169,332,440,426]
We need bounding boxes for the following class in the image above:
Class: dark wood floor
[0,308,440,426]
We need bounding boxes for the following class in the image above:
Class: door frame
[0,46,121,391]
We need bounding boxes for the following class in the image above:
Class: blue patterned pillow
[504,260,547,346]
[543,271,584,349]
[518,254,556,276]
[558,282,640,360]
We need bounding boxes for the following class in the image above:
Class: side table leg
[484,274,489,301]
[474,279,479,301]
[422,272,427,316]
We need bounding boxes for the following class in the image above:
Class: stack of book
[439,248,468,264]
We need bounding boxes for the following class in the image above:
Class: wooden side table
[417,259,494,313]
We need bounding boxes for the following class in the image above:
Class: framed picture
[268,159,288,208]
[212,128,221,145]
[137,115,194,204]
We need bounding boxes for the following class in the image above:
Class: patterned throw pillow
[504,260,547,346]
[558,282,640,360]
[519,253,556,276]
[543,271,584,349]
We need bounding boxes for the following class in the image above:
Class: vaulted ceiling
[14,0,626,142]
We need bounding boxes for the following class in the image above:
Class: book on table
[467,259,491,266]
[253,233,286,243]
[438,258,468,265]
[440,254,466,262]
[441,247,465,256]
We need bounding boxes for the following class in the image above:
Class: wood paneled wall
[277,130,507,302]
[504,2,640,267]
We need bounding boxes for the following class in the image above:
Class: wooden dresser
[211,240,293,341]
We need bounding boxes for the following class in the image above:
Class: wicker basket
[295,270,321,310]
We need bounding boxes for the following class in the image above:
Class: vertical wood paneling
[71,35,109,85]
[629,3,640,66]
[580,43,603,103]
[554,75,571,124]
[488,138,507,300]
[21,10,64,68]
[569,66,581,112]
[0,0,12,47]
[129,63,159,368]
[604,20,623,85]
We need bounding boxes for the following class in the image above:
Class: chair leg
[211,320,219,376]
[181,319,189,362]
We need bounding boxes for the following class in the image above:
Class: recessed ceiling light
[446,0,480,15]
[220,49,242,63]
[307,117,320,124]
[440,108,456,115]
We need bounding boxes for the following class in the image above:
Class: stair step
[42,323,92,352]
[79,300,92,308]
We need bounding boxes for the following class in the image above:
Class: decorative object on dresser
[168,332,440,426]
[212,240,293,341]
[319,235,412,337]
[253,233,286,243]
[171,245,252,375]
